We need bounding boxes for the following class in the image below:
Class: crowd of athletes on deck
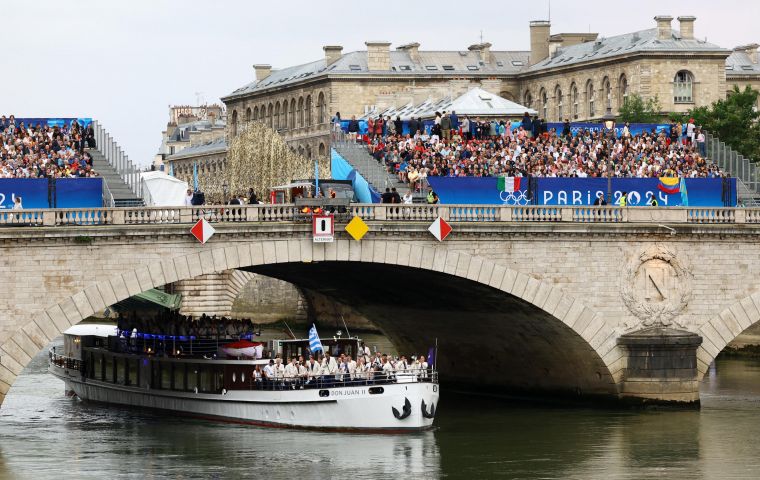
[347,112,720,193]
[0,115,98,179]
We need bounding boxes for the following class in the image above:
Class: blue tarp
[0,178,103,209]
[330,149,380,203]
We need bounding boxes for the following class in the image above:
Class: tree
[618,94,662,123]
[689,85,760,161]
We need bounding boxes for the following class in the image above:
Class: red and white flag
[428,217,452,242]
[190,218,216,244]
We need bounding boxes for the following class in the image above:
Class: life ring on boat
[194,387,198,394]
[392,397,412,420]
[421,399,436,419]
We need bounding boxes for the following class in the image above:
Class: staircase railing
[92,120,143,199]
[101,179,115,207]
[705,132,760,196]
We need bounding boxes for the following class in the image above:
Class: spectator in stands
[347,116,359,139]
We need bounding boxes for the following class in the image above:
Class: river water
[2,344,760,479]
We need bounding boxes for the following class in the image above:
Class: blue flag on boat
[308,324,324,353]
[427,346,436,368]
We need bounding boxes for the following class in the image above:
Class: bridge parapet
[0,204,758,227]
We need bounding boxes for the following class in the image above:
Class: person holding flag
[308,324,324,354]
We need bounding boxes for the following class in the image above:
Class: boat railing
[49,348,85,372]
[225,368,439,392]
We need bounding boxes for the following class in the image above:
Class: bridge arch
[0,240,623,404]
[696,292,760,378]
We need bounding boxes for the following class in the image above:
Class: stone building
[155,104,227,183]
[219,15,757,158]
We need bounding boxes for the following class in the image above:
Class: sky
[3,0,758,167]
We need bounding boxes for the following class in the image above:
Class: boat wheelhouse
[49,324,439,431]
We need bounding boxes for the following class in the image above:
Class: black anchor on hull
[392,397,412,420]
[421,399,436,419]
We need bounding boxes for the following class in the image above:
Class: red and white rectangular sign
[313,214,334,243]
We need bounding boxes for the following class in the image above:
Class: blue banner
[9,117,92,129]
[427,177,735,207]
[0,178,103,209]
[545,122,670,138]
[427,177,530,205]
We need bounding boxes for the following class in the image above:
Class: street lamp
[601,107,617,204]
[222,181,229,204]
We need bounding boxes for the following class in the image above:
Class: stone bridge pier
[2,206,760,407]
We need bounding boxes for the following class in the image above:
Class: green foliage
[618,94,662,123]
[689,85,760,161]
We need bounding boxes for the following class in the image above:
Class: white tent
[140,171,189,206]
[414,87,537,119]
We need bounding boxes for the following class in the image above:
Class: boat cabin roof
[64,324,118,338]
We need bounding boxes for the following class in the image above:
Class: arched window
[253,106,259,121]
[571,83,579,119]
[274,102,280,129]
[297,97,304,127]
[306,145,312,158]
[674,70,694,103]
[298,145,305,156]
[318,143,326,157]
[317,92,326,124]
[554,85,563,121]
[267,103,273,128]
[305,95,313,126]
[602,77,611,111]
[539,88,548,119]
[245,107,251,124]
[231,110,238,136]
[586,80,595,118]
[618,74,629,109]
[289,99,296,129]
[523,90,533,109]
[282,101,288,130]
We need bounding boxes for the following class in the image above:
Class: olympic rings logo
[499,190,530,205]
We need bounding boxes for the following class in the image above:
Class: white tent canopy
[140,171,189,206]
[362,87,537,121]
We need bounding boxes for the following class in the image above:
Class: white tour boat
[48,324,439,431]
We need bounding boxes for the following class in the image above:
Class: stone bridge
[2,203,760,407]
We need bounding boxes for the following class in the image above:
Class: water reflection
[3,348,760,479]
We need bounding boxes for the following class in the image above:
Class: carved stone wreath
[620,244,692,329]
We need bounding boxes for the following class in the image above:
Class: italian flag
[497,176,522,193]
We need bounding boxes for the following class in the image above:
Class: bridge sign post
[313,214,334,243]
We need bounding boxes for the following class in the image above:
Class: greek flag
[308,324,324,353]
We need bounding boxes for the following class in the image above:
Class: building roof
[528,27,728,72]
[223,50,531,100]
[167,119,226,143]
[726,50,760,76]
[166,137,227,161]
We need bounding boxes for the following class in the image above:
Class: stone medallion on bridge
[621,244,693,329]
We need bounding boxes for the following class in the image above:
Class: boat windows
[199,366,214,393]
[161,362,172,390]
[127,358,139,386]
[188,367,199,393]
[116,357,126,385]
[174,363,186,391]
[105,354,115,383]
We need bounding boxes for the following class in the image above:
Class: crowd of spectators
[362,112,720,192]
[117,311,259,339]
[0,115,98,179]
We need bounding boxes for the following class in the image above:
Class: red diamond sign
[190,218,216,244]
[428,217,452,242]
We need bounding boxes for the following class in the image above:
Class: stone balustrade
[0,204,757,227]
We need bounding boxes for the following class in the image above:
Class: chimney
[253,64,272,81]
[365,41,391,71]
[529,20,551,66]
[468,42,492,64]
[323,45,343,66]
[736,43,759,64]
[654,15,673,40]
[397,42,421,63]
[677,16,696,40]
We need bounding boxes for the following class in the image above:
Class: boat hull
[50,364,438,431]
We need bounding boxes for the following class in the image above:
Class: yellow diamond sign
[345,216,369,241]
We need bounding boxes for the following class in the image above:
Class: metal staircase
[331,135,409,195]
[91,120,144,207]
[705,132,760,206]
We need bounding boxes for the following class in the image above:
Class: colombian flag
[657,177,681,194]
